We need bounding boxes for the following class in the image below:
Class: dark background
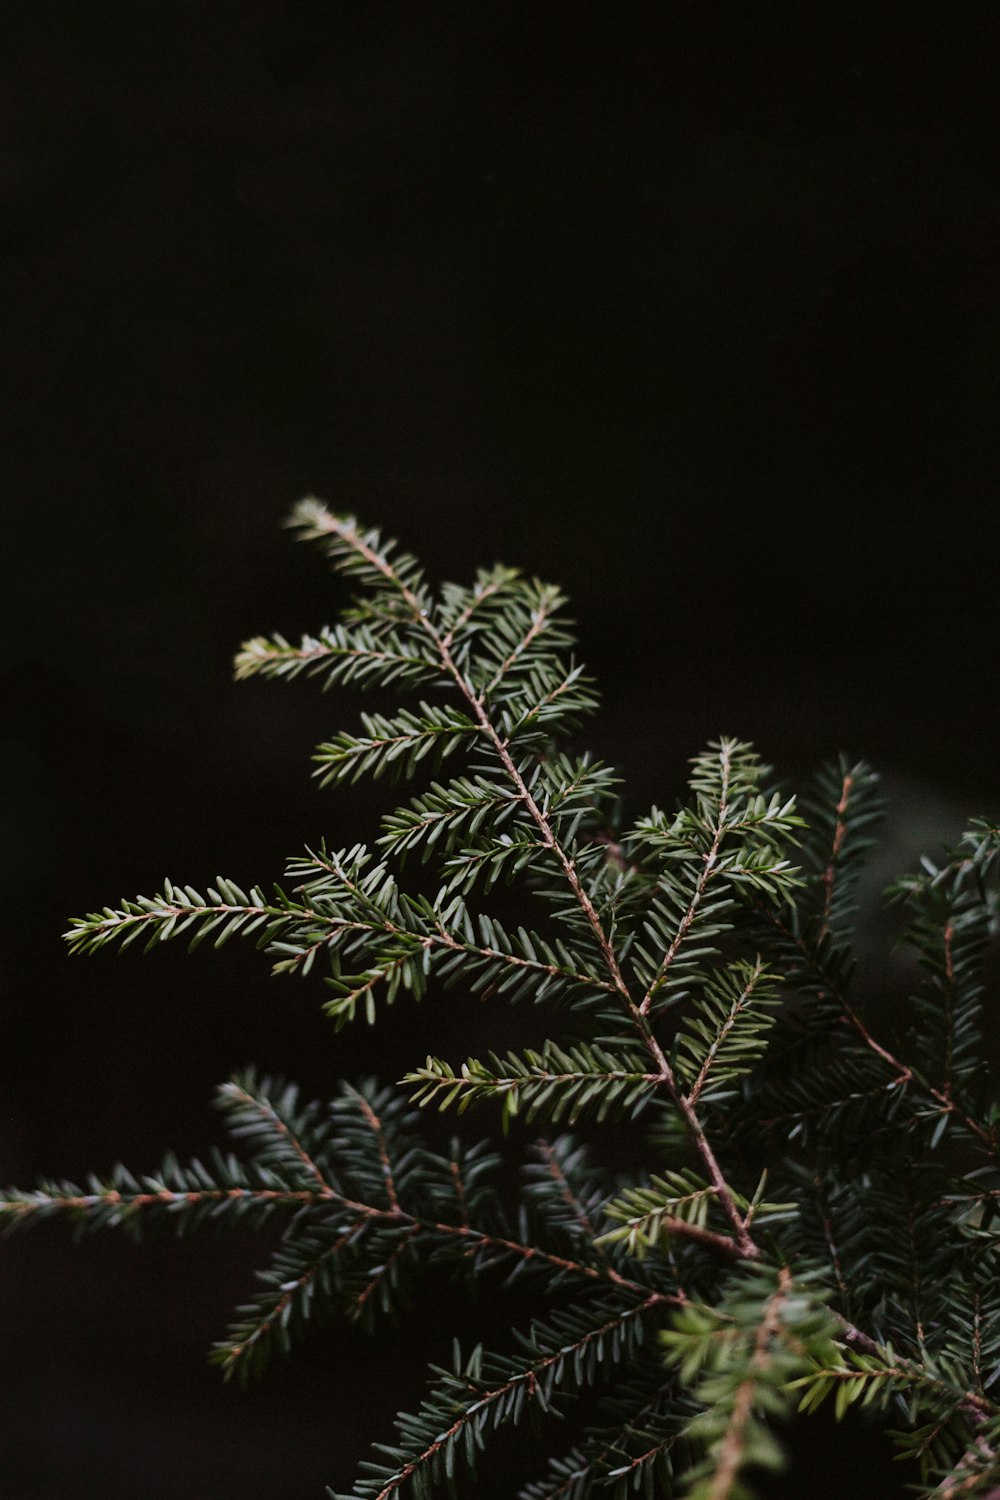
[2,4,999,1496]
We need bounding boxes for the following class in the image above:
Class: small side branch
[819,771,854,939]
[706,1267,792,1500]
[353,1092,400,1211]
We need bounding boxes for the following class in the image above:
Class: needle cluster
[5,502,1000,1498]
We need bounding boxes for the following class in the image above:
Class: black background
[2,4,999,1496]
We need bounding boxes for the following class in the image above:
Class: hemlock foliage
[6,499,1000,1497]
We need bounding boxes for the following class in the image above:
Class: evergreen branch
[377,776,519,862]
[335,1296,662,1500]
[1,1149,673,1308]
[677,959,779,1106]
[350,1086,401,1211]
[348,1223,422,1321]
[519,1376,684,1499]
[291,845,618,999]
[533,1139,602,1245]
[293,506,635,1007]
[64,878,289,956]
[233,626,438,691]
[287,512,674,1161]
[820,767,855,939]
[37,505,1000,1497]
[313,704,478,787]
[797,757,884,937]
[475,582,569,696]
[213,1222,363,1381]
[637,740,734,1015]
[666,1265,839,1500]
[795,1355,968,1418]
[827,1313,999,1432]
[446,648,633,1000]
[598,1175,743,1263]
[595,1166,792,1267]
[438,832,547,897]
[0,1181,337,1223]
[606,1438,677,1488]
[428,927,614,996]
[891,843,996,1130]
[437,566,524,650]
[936,1442,1000,1498]
[322,954,425,1027]
[496,662,600,741]
[752,899,996,1150]
[217,1074,334,1191]
[287,502,433,616]
[404,1043,658,1128]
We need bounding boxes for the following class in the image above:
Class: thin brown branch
[225,1082,332,1191]
[354,1093,400,1211]
[448,652,633,1000]
[639,742,732,1016]
[307,506,760,1260]
[477,596,558,697]
[942,919,956,1101]
[653,1213,749,1262]
[370,1296,663,1500]
[350,1224,421,1317]
[537,1139,601,1242]
[448,1158,469,1228]
[755,901,997,1150]
[707,1266,792,1500]
[434,1220,680,1297]
[686,960,767,1107]
[814,1174,849,1307]
[224,1225,359,1370]
[819,771,853,939]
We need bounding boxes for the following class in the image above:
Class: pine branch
[675,958,780,1107]
[19,503,1000,1498]
[279,506,765,1263]
[404,1042,658,1128]
[313,704,479,787]
[598,1171,742,1262]
[332,1296,663,1500]
[666,1266,840,1500]
[234,625,438,691]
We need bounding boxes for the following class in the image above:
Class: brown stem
[224,1081,333,1191]
[755,901,996,1150]
[819,771,853,939]
[686,960,767,1107]
[354,1093,400,1210]
[707,1267,792,1500]
[831,1313,997,1429]
[639,745,730,1016]
[676,1093,759,1257]
[308,508,760,1260]
[6,1183,679,1303]
[371,1295,664,1500]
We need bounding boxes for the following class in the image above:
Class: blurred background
[2,3,998,1495]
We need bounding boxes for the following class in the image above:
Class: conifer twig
[300,509,759,1260]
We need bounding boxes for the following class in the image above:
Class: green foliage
[663,1265,841,1500]
[7,500,1000,1497]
